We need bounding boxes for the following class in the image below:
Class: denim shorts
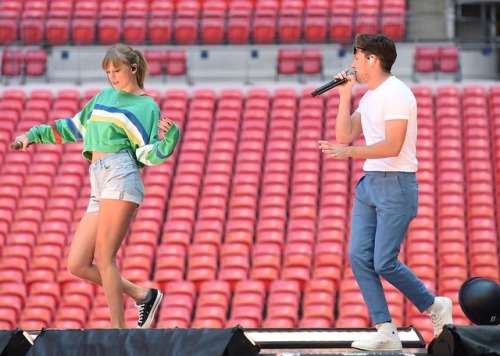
[86,151,145,213]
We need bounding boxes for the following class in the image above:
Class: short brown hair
[354,34,397,73]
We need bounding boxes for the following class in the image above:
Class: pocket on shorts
[105,168,145,202]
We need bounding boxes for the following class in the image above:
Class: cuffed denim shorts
[86,151,145,213]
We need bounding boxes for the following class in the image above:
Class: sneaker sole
[138,291,163,329]
[352,343,403,351]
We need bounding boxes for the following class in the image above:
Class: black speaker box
[428,325,500,356]
[0,328,33,356]
[26,326,260,356]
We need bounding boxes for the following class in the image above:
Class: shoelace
[427,309,441,323]
[427,308,444,336]
[136,303,145,324]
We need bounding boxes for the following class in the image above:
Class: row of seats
[2,47,324,85]
[413,46,461,81]
[2,0,406,20]
[3,45,460,87]
[0,0,406,45]
[276,48,323,81]
[1,49,47,80]
[1,48,190,84]
[0,84,497,344]
[1,0,404,10]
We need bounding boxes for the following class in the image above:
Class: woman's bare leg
[93,199,141,328]
[67,207,149,324]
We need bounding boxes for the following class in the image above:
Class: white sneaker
[425,296,453,338]
[351,322,402,351]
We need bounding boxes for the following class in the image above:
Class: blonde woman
[13,43,180,328]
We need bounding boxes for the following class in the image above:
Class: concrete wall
[1,43,498,95]
[38,43,499,85]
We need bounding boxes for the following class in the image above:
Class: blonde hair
[102,43,149,89]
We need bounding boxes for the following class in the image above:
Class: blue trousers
[349,171,435,324]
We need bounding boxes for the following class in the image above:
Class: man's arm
[332,70,361,145]
[335,108,363,145]
[320,119,408,159]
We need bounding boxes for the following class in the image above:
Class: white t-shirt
[355,76,418,172]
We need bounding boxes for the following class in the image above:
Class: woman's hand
[11,134,30,151]
[158,117,174,134]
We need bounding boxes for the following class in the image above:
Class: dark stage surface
[0,326,429,356]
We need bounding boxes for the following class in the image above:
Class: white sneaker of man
[351,322,403,351]
[425,296,453,338]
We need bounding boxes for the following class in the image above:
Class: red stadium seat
[0,17,18,45]
[144,49,166,76]
[72,17,96,44]
[0,257,28,283]
[99,0,122,17]
[199,280,231,300]
[276,48,301,80]
[123,15,147,44]
[381,14,406,41]
[48,1,72,17]
[0,295,23,322]
[193,219,224,247]
[24,49,47,78]
[354,15,378,36]
[186,254,218,291]
[227,2,252,44]
[174,2,199,45]
[166,50,188,77]
[252,8,277,44]
[1,49,23,77]
[19,307,53,328]
[98,17,122,45]
[304,2,329,43]
[200,2,226,44]
[74,1,98,18]
[45,16,70,45]
[218,253,249,291]
[438,46,461,80]
[413,47,439,81]
[265,304,299,327]
[278,7,302,44]
[301,49,323,81]
[228,304,263,328]
[147,1,173,44]
[148,16,173,44]
[329,9,354,44]
[20,17,45,45]
[157,306,191,328]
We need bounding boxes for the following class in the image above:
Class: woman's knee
[93,251,116,272]
[67,257,87,278]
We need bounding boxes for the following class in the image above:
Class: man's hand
[318,140,350,159]
[334,68,356,96]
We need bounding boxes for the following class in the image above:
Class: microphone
[10,141,24,151]
[310,70,354,97]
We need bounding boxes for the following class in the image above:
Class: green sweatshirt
[26,87,180,168]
